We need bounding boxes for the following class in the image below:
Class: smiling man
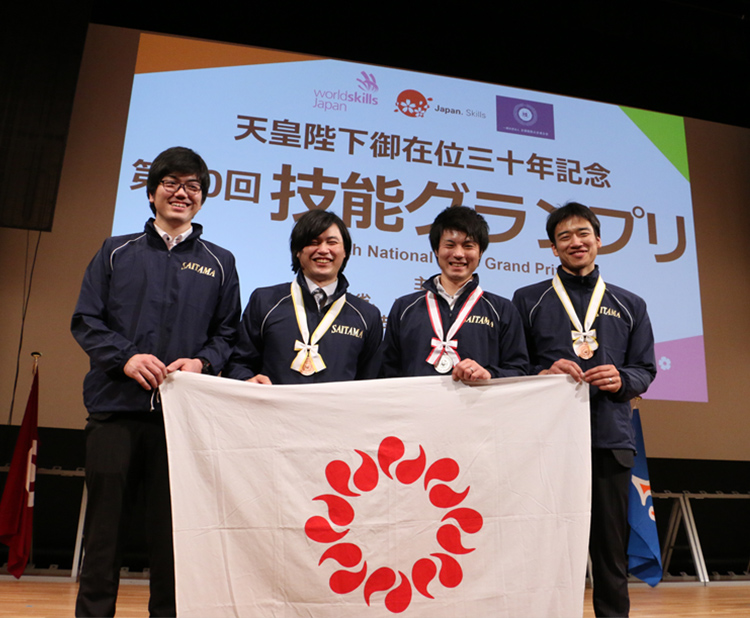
[71,147,241,617]
[512,202,656,618]
[224,209,382,384]
[381,205,528,380]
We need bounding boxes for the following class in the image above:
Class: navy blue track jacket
[71,219,241,414]
[381,274,528,378]
[223,272,382,384]
[512,266,656,450]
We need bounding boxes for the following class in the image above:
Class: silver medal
[435,355,453,374]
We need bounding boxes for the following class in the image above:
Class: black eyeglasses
[159,179,202,195]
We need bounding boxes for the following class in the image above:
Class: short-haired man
[71,147,241,617]
[224,209,382,384]
[381,205,528,380]
[512,202,656,617]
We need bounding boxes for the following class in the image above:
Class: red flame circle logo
[304,436,483,613]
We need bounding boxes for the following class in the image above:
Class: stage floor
[0,579,748,617]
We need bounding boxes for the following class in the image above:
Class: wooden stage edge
[0,578,749,617]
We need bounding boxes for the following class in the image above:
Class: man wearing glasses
[71,147,241,617]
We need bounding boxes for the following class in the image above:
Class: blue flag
[627,407,663,586]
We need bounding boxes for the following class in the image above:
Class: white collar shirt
[154,223,193,250]
[434,275,472,310]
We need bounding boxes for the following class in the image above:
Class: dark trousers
[589,448,632,618]
[76,414,176,617]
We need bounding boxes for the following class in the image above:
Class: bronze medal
[577,342,593,359]
[300,356,315,376]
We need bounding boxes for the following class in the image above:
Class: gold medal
[577,342,594,359]
[290,281,346,376]
[300,356,315,376]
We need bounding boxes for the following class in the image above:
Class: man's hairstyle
[429,206,489,254]
[290,210,352,274]
[146,146,211,213]
[546,202,601,243]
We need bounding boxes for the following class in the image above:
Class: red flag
[0,369,39,578]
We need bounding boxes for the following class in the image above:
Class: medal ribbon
[290,280,346,374]
[551,273,606,357]
[425,286,484,369]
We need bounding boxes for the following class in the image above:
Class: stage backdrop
[161,372,590,617]
[111,32,705,403]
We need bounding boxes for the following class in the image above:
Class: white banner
[161,372,591,617]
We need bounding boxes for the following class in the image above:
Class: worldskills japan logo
[496,95,555,139]
[304,436,483,613]
[312,71,380,111]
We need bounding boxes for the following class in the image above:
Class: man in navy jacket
[382,206,528,381]
[224,209,382,384]
[71,147,241,617]
[512,202,656,617]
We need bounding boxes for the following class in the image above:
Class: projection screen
[109,32,705,402]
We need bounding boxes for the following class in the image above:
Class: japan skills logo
[312,70,380,112]
[394,89,432,117]
[433,102,487,119]
[496,95,555,140]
